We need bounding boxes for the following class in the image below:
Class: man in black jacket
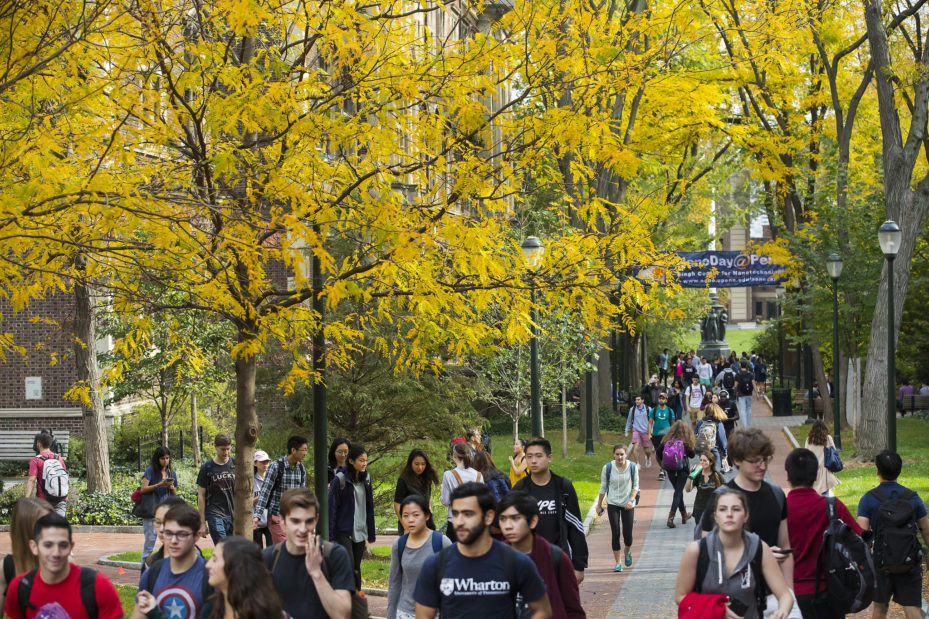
[513,437,588,584]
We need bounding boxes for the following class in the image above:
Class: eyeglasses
[745,456,774,468]
[161,529,194,541]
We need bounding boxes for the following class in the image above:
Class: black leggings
[607,504,634,551]
[335,536,366,590]
[666,468,689,516]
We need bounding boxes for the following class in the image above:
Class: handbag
[678,592,727,619]
[823,446,843,473]
[131,486,157,519]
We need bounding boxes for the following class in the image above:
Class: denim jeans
[142,518,157,560]
[738,395,752,426]
[206,516,234,545]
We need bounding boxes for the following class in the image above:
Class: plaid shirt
[254,457,306,518]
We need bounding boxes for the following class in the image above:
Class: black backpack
[869,488,923,574]
[816,497,875,614]
[16,567,98,616]
[722,371,735,391]
[738,372,753,396]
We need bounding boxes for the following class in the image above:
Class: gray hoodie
[699,529,763,618]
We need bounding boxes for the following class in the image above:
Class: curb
[782,426,799,449]
[99,554,142,570]
[362,587,388,598]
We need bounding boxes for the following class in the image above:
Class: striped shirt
[253,457,306,518]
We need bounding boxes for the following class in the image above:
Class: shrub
[111,404,228,466]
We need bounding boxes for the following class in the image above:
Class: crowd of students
[3,419,929,619]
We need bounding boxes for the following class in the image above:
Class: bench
[901,394,929,414]
[0,431,70,461]
[792,390,825,416]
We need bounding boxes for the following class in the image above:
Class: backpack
[38,454,68,500]
[738,372,753,396]
[695,536,767,617]
[604,461,640,505]
[815,497,875,614]
[397,531,444,577]
[16,567,99,616]
[661,438,687,470]
[868,488,923,574]
[722,371,735,391]
[270,541,368,619]
[695,421,717,453]
[486,476,511,503]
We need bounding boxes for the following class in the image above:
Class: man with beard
[414,482,552,619]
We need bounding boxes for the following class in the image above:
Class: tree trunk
[577,368,598,443]
[561,385,568,458]
[73,278,110,493]
[191,391,201,468]
[233,328,259,537]
[846,358,861,433]
[809,333,834,425]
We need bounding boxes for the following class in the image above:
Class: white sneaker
[646,458,652,469]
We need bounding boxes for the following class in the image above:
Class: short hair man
[254,435,309,544]
[784,448,863,619]
[142,497,189,573]
[196,432,235,543]
[625,395,654,467]
[263,488,354,619]
[684,375,705,424]
[857,450,929,619]
[513,437,588,584]
[3,513,123,619]
[26,433,68,516]
[414,482,551,618]
[698,427,793,585]
[134,503,210,619]
[498,491,584,619]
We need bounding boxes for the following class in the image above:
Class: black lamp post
[878,221,902,452]
[776,285,786,388]
[521,236,544,438]
[826,254,843,450]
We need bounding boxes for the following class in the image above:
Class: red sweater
[508,534,585,619]
[786,487,863,596]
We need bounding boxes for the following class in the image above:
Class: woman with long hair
[393,448,439,533]
[1,498,53,610]
[595,444,640,572]
[661,420,696,528]
[675,488,793,619]
[695,403,729,471]
[668,379,685,421]
[141,446,178,561]
[508,438,529,486]
[327,437,350,484]
[440,442,482,541]
[329,444,375,589]
[685,451,725,528]
[473,451,511,500]
[387,495,452,619]
[137,536,284,619]
[804,420,839,495]
[252,450,272,548]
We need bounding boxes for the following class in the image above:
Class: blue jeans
[142,518,157,561]
[738,395,752,426]
[206,516,234,545]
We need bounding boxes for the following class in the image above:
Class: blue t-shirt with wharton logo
[414,540,547,618]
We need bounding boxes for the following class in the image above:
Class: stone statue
[702,307,718,342]
[716,308,728,342]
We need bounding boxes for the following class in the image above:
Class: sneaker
[646,458,652,469]
[658,471,666,481]
[624,549,633,567]
[613,562,623,572]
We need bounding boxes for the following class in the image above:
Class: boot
[681,510,691,524]
[667,510,676,528]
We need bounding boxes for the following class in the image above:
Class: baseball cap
[254,450,270,462]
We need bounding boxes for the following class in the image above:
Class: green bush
[65,437,86,478]
[111,404,228,466]
[0,461,29,477]
[0,484,27,524]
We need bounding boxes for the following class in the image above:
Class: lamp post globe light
[826,254,843,450]
[521,236,544,438]
[878,221,902,452]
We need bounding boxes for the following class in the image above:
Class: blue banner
[673,251,786,288]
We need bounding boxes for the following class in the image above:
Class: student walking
[509,438,529,486]
[685,451,724,529]
[684,376,706,424]
[252,450,272,548]
[393,448,439,534]
[695,403,728,471]
[327,437,351,484]
[649,393,674,481]
[197,432,235,544]
[254,435,309,544]
[25,432,68,517]
[803,421,839,495]
[624,395,654,468]
[661,421,696,528]
[675,488,794,618]
[595,444,640,572]
[387,495,452,619]
[141,446,178,561]
[329,444,375,590]
[440,442,482,542]
[668,379,685,422]
[736,362,755,426]
[142,497,188,573]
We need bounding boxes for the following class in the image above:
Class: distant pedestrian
[649,393,674,481]
[753,355,767,396]
[684,376,706,424]
[254,435,309,544]
[31,428,59,456]
[0,498,52,611]
[393,448,439,533]
[698,356,713,387]
[624,395,654,468]
[661,421,696,528]
[329,444,375,590]
[25,433,68,517]
[141,446,178,561]
[736,362,755,426]
[252,450,272,548]
[197,432,235,544]
[803,421,838,495]
[327,437,351,484]
[440,442,482,542]
[668,379,685,421]
[658,348,669,386]
[509,438,529,486]
[387,495,452,619]
[595,444,639,572]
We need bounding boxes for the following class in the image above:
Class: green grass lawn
[787,418,929,516]
[680,327,763,357]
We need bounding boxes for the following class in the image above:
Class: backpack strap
[815,497,838,595]
[451,469,463,485]
[397,534,409,577]
[476,471,482,483]
[17,569,38,612]
[431,530,443,553]
[78,567,100,618]
[603,462,612,485]
[751,538,767,616]
[2,554,14,594]
[270,543,284,576]
[694,538,709,593]
[146,557,165,593]
[501,543,519,610]
[550,543,563,578]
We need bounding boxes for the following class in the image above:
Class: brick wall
[0,294,78,409]
[0,416,84,433]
